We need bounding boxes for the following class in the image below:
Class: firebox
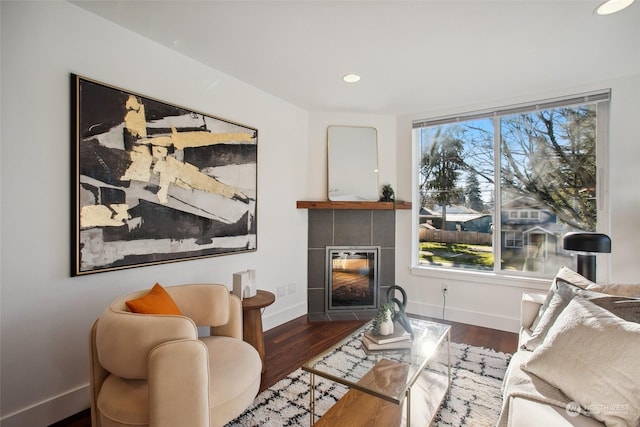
[326,246,379,311]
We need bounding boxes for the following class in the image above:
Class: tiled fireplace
[305,208,396,321]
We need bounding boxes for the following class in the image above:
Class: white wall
[0,2,309,425]
[394,74,640,333]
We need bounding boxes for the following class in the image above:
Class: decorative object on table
[233,269,257,300]
[371,302,395,336]
[562,232,611,282]
[363,327,411,345]
[361,335,413,352]
[71,74,258,276]
[362,327,412,352]
[386,285,414,338]
[362,302,412,351]
[379,184,395,202]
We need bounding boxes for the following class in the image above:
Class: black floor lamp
[563,232,611,282]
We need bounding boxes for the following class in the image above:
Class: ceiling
[72,1,640,116]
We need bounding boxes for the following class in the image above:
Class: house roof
[501,196,550,211]
[421,205,480,215]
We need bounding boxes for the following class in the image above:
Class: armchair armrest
[520,292,546,330]
[96,308,197,379]
[149,339,210,427]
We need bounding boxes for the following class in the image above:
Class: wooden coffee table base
[310,369,449,427]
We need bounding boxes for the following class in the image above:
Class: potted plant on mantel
[371,302,396,336]
[379,184,395,203]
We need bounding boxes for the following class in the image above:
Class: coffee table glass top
[301,317,450,404]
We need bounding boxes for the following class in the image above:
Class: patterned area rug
[226,336,511,427]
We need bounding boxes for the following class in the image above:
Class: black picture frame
[71,74,257,276]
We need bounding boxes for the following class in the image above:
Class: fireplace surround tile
[308,210,333,248]
[334,210,372,246]
[306,209,396,321]
[372,211,395,247]
[379,248,396,296]
[307,288,325,313]
[307,249,325,289]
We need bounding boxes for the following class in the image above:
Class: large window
[413,91,609,277]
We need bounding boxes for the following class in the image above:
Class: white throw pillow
[522,298,640,427]
[530,266,595,331]
[552,265,640,297]
[529,266,640,334]
[522,281,610,351]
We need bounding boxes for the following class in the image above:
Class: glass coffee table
[302,317,450,426]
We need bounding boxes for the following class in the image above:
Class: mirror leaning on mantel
[327,125,379,201]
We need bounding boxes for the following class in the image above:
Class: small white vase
[379,310,394,336]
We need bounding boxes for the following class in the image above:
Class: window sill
[409,265,551,291]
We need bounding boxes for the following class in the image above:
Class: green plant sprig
[371,302,396,335]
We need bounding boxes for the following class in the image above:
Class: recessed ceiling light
[342,74,361,83]
[595,0,635,15]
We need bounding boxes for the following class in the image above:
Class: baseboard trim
[262,301,306,331]
[0,383,89,427]
[408,301,520,333]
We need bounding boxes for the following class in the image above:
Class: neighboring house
[420,197,570,273]
[420,205,492,233]
[501,196,569,273]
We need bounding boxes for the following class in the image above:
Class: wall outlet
[277,285,285,297]
[288,283,296,294]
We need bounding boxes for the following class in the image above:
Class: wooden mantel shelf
[296,200,411,210]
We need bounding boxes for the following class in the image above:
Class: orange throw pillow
[125,283,183,315]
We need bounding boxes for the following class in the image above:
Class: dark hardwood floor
[51,315,517,427]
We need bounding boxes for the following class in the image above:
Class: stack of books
[361,327,412,351]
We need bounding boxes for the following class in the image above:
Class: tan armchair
[90,284,262,427]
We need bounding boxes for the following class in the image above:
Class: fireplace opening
[326,246,379,311]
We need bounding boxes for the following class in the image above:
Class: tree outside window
[414,95,607,277]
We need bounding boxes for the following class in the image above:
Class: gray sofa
[498,267,640,427]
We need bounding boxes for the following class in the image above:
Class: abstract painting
[71,74,257,276]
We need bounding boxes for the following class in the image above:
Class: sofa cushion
[202,335,262,425]
[126,283,183,315]
[522,281,609,350]
[500,350,574,423]
[507,396,604,427]
[522,298,640,427]
[530,266,594,331]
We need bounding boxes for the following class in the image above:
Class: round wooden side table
[241,290,275,373]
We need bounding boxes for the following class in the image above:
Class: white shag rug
[226,336,511,427]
